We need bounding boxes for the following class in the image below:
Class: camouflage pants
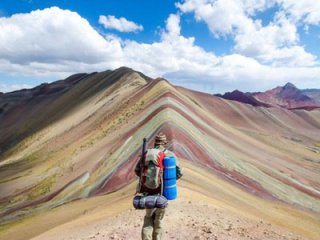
[142,208,166,240]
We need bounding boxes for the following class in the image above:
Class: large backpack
[140,148,166,193]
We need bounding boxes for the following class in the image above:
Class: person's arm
[176,165,183,179]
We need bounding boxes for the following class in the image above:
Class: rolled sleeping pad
[163,156,177,200]
[133,195,168,209]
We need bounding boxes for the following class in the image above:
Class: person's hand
[176,166,183,179]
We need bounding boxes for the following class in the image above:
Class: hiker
[134,132,182,240]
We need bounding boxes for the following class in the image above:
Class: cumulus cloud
[165,13,181,37]
[121,13,319,92]
[176,0,257,36]
[277,0,320,25]
[0,7,123,75]
[99,15,143,32]
[176,0,319,67]
[0,6,319,94]
[123,14,219,77]
[234,13,316,66]
[177,0,320,34]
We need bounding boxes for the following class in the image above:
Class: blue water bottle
[163,156,177,200]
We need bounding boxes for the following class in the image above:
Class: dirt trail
[31,198,307,240]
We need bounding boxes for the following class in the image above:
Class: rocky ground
[32,198,307,240]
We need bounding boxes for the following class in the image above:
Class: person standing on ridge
[135,132,182,240]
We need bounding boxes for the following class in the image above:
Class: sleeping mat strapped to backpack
[163,156,177,200]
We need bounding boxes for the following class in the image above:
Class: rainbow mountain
[0,67,319,239]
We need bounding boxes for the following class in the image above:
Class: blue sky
[0,0,319,93]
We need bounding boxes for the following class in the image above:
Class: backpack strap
[159,150,166,196]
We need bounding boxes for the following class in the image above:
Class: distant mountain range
[2,74,319,111]
[215,82,320,110]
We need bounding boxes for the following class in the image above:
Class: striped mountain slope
[0,67,319,239]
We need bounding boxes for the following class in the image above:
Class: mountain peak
[115,66,134,72]
[283,82,296,89]
[252,82,320,109]
[216,82,320,110]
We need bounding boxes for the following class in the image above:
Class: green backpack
[141,148,165,191]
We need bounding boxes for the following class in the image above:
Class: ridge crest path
[30,187,309,240]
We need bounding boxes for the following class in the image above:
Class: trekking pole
[142,138,147,161]
[141,137,147,171]
[138,137,147,193]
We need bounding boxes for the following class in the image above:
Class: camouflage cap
[155,132,168,145]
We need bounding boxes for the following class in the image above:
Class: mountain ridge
[0,67,150,156]
[0,68,319,240]
[217,82,320,110]
[215,90,270,107]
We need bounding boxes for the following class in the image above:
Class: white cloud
[0,83,33,93]
[165,14,181,37]
[122,14,319,93]
[165,53,320,93]
[277,0,320,25]
[0,7,123,76]
[234,13,317,66]
[0,6,319,94]
[177,0,318,67]
[122,14,219,77]
[99,15,143,32]
[176,0,260,36]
